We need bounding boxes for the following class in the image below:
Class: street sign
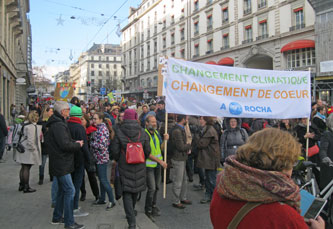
[100,87,106,95]
[143,92,149,99]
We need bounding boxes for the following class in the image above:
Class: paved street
[0,149,212,229]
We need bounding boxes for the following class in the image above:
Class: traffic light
[86,81,91,87]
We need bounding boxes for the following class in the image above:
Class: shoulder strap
[240,128,246,142]
[227,202,262,229]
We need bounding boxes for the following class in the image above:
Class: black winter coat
[111,119,151,193]
[45,111,81,176]
[312,114,327,135]
[38,120,49,155]
[0,114,8,138]
[67,118,91,169]
[319,129,333,161]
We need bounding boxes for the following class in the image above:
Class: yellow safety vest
[145,129,163,168]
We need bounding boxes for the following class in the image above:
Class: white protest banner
[165,58,311,119]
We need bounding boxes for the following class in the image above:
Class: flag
[121,96,124,104]
[108,92,116,104]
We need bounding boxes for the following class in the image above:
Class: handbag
[308,144,319,157]
[15,123,27,154]
[120,130,145,164]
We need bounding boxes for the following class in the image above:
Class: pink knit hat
[123,109,138,120]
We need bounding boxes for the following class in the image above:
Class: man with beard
[170,115,192,209]
[144,115,168,222]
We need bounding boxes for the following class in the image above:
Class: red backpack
[122,131,145,164]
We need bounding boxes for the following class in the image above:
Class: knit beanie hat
[123,109,138,120]
[70,106,82,118]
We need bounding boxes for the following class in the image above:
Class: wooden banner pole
[163,112,168,199]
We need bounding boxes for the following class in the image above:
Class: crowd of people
[1,97,331,229]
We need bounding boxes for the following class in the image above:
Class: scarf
[316,112,326,120]
[217,156,300,212]
[67,117,82,124]
[86,125,97,135]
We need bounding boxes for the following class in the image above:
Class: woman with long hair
[37,105,54,185]
[91,112,116,210]
[14,110,42,193]
[79,114,100,201]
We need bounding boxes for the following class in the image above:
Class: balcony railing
[171,20,175,25]
[258,1,267,9]
[257,34,268,40]
[289,23,305,31]
[207,0,213,6]
[163,44,166,48]
[206,50,212,55]
[222,18,229,23]
[171,41,175,45]
[220,45,230,50]
[207,24,213,31]
[194,7,199,12]
[193,54,199,58]
[181,36,185,41]
[244,8,251,15]
[180,15,185,20]
[194,31,199,36]
[242,38,253,44]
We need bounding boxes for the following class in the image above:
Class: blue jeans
[96,163,115,203]
[71,164,85,210]
[39,155,48,177]
[51,178,58,205]
[205,169,217,200]
[52,174,75,227]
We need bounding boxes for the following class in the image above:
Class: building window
[171,0,174,8]
[163,37,166,48]
[114,71,117,77]
[292,7,305,31]
[154,56,157,68]
[258,0,267,9]
[207,39,213,54]
[99,64,102,68]
[106,57,109,61]
[244,0,252,15]
[99,71,102,76]
[99,56,102,61]
[91,79,95,85]
[147,42,150,56]
[223,33,229,49]
[106,64,109,68]
[287,48,316,69]
[180,48,185,59]
[154,76,158,86]
[180,28,185,41]
[194,21,199,35]
[91,71,95,76]
[164,5,166,14]
[99,79,102,86]
[258,20,268,40]
[194,43,199,57]
[194,0,199,11]
[171,52,175,57]
[141,45,144,58]
[244,25,253,43]
[181,8,185,19]
[106,71,110,76]
[171,32,175,45]
[91,56,94,60]
[163,19,166,29]
[171,15,175,24]
[222,7,228,23]
[207,14,213,31]
[91,64,94,68]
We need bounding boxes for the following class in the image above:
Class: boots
[23,184,36,193]
[38,175,44,185]
[18,183,24,192]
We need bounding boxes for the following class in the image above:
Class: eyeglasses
[93,118,98,120]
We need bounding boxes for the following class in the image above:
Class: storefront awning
[217,57,234,66]
[281,40,315,53]
[205,61,217,65]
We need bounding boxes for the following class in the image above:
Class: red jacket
[210,190,308,229]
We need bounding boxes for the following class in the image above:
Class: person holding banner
[210,128,324,229]
[196,117,220,204]
[144,115,168,222]
[170,115,192,209]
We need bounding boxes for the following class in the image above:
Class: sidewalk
[0,149,158,229]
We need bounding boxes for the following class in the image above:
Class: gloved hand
[322,157,333,166]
